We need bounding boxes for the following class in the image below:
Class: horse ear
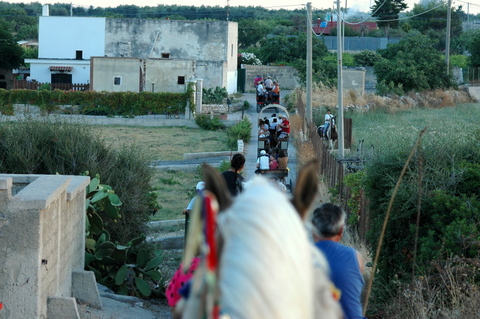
[202,164,232,212]
[291,160,319,220]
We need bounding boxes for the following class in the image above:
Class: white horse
[175,161,342,319]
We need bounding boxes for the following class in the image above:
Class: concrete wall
[0,174,90,319]
[91,57,142,92]
[104,19,236,61]
[197,60,226,91]
[91,57,230,93]
[91,57,198,93]
[244,65,300,91]
[38,16,106,59]
[104,19,237,93]
[343,69,366,96]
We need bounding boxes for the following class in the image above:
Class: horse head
[331,116,336,128]
[176,161,342,319]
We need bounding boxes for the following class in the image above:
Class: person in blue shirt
[312,203,367,319]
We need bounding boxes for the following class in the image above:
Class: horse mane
[217,177,314,319]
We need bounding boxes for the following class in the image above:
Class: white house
[26,5,238,93]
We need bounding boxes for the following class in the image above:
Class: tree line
[2,0,480,95]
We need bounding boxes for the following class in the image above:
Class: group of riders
[254,75,280,103]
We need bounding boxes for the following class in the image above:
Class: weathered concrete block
[47,297,80,319]
[72,270,103,309]
[0,174,89,319]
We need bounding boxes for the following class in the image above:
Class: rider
[324,109,334,139]
[269,81,280,102]
[264,76,273,93]
[257,81,266,101]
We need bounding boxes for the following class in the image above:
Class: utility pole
[445,0,451,75]
[336,0,344,158]
[306,2,313,123]
[226,0,230,20]
[467,3,470,31]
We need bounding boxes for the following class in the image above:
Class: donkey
[175,161,342,319]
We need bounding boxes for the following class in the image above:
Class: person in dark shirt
[221,153,246,197]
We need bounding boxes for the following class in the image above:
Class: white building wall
[38,16,106,59]
[27,59,91,84]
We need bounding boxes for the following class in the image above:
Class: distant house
[25,5,238,93]
[312,18,377,36]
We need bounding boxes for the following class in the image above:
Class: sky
[6,0,480,15]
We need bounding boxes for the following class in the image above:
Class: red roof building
[313,18,377,35]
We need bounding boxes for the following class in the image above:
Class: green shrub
[353,50,381,66]
[0,118,156,243]
[202,86,228,104]
[226,117,252,149]
[195,114,226,130]
[450,54,468,68]
[364,134,480,285]
[0,89,191,117]
[84,176,164,298]
[375,79,405,96]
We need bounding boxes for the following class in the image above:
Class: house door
[237,68,246,93]
[51,73,72,90]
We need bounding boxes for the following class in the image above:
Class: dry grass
[304,84,475,115]
[373,257,480,319]
[90,125,228,161]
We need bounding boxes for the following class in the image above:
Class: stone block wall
[243,65,300,91]
[0,174,90,319]
[200,102,244,114]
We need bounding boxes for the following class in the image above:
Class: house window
[114,76,121,85]
[177,76,185,85]
[0,75,5,80]
[76,50,83,60]
[162,53,170,58]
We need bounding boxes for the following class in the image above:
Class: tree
[409,1,462,34]
[238,18,273,48]
[0,24,24,70]
[256,33,328,65]
[408,1,463,52]
[465,30,480,67]
[371,0,408,36]
[374,33,455,93]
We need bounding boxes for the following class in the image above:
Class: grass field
[345,102,480,156]
[90,125,228,161]
[90,125,228,221]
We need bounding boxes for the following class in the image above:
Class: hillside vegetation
[310,87,480,318]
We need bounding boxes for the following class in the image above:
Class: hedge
[0,87,194,116]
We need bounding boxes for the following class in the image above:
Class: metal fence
[462,67,480,85]
[13,80,89,91]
